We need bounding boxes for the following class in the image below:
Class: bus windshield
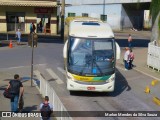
[68,37,116,76]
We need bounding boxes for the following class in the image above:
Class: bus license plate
[87,87,95,90]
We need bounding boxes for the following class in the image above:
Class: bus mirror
[115,42,121,60]
[63,40,68,59]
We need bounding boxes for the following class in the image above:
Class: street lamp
[103,0,105,15]
[101,0,107,22]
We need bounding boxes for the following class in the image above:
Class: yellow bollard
[151,80,159,86]
[153,97,160,106]
[144,86,150,93]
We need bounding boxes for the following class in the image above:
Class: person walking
[40,96,53,120]
[129,49,135,69]
[124,47,130,70]
[33,23,36,33]
[15,29,21,45]
[7,74,24,112]
[38,20,43,33]
[30,23,33,34]
[128,34,132,48]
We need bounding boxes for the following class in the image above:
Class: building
[64,0,151,30]
[0,0,58,34]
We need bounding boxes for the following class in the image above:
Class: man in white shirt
[124,47,130,70]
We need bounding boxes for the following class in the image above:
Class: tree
[150,0,160,46]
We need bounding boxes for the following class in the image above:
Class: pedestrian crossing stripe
[57,67,66,75]
[46,68,64,84]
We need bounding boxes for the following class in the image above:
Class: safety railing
[147,41,160,71]
[34,70,73,120]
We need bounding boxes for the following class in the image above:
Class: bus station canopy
[0,0,58,7]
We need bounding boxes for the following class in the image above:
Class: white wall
[121,5,133,29]
[65,4,122,30]
[65,0,151,4]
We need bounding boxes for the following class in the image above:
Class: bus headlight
[67,74,72,79]
[67,73,74,81]
[108,74,115,83]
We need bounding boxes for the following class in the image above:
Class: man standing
[40,96,53,120]
[30,23,33,34]
[124,47,130,70]
[16,29,21,45]
[128,34,132,48]
[7,74,24,112]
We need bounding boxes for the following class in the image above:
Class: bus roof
[69,20,114,38]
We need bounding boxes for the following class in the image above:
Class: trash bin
[28,33,38,47]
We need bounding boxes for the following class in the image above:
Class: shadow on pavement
[0,35,63,44]
[115,38,150,47]
[22,105,38,112]
[0,43,8,47]
[107,69,131,97]
[21,76,40,87]
[0,85,7,90]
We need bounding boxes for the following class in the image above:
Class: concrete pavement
[0,70,43,120]
[115,30,160,81]
[0,30,160,119]
[117,47,160,80]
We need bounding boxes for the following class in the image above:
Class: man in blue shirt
[16,29,21,45]
[7,74,24,112]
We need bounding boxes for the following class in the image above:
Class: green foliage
[150,0,160,24]
[159,16,160,30]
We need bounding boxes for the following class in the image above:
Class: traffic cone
[151,80,158,86]
[9,40,13,48]
[144,86,150,93]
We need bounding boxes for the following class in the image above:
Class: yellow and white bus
[63,18,120,94]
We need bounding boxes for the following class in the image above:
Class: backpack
[40,103,52,120]
[10,80,21,95]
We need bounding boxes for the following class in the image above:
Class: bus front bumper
[67,80,115,92]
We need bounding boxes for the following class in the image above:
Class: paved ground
[0,30,160,120]
[0,69,42,120]
[117,47,160,81]
[0,63,56,120]
[114,30,160,82]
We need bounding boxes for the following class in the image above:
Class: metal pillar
[31,33,34,87]
[61,0,65,41]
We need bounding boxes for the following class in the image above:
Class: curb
[133,67,160,81]
[116,62,160,82]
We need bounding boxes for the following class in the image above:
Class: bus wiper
[80,56,104,76]
[79,58,91,75]
[92,59,104,76]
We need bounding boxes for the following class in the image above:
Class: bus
[63,18,120,94]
